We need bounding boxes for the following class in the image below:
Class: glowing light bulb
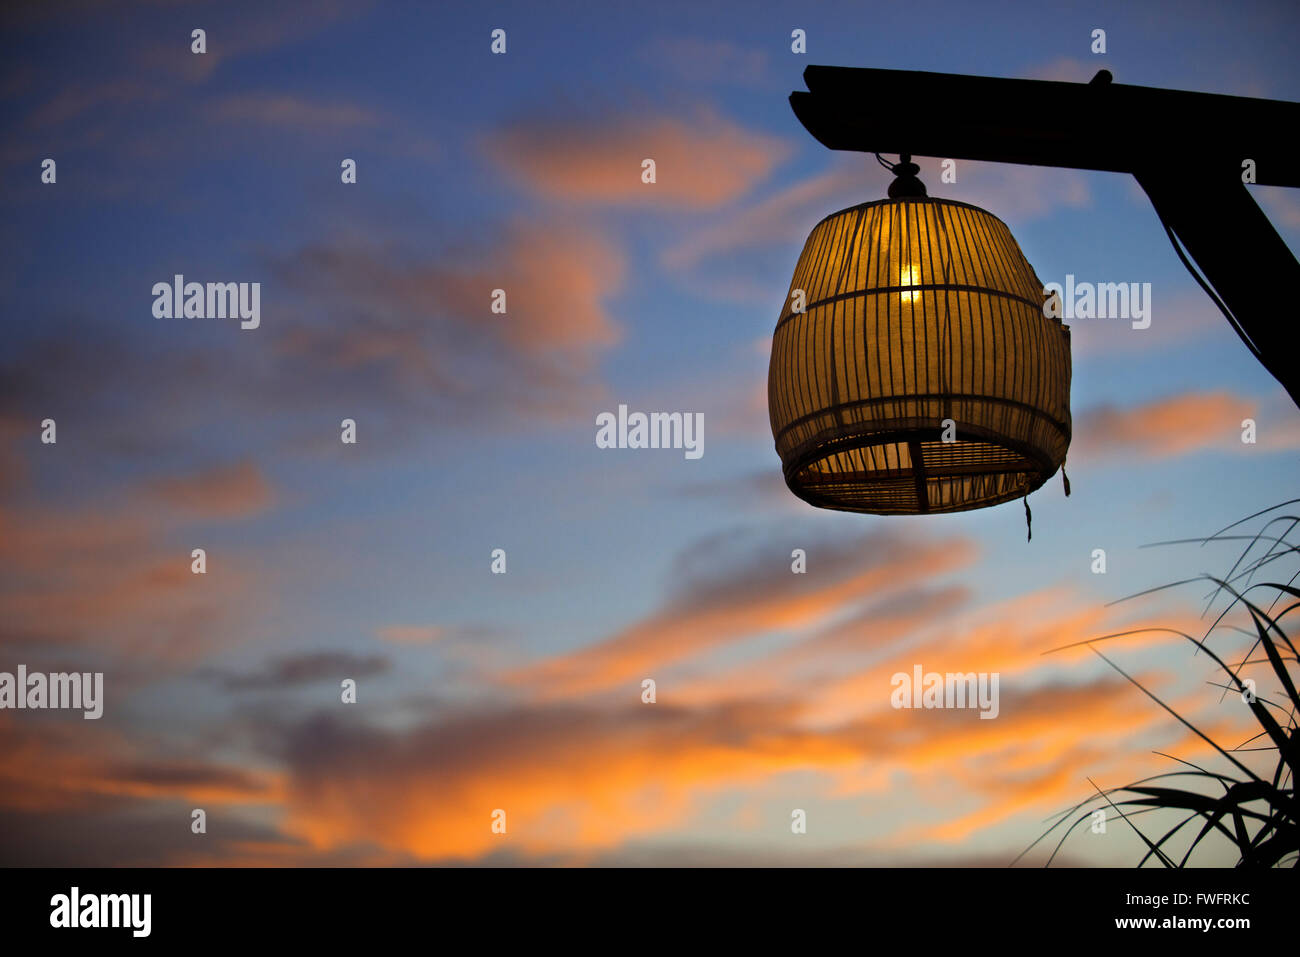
[900,265,919,303]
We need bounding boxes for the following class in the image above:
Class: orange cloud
[149,461,275,519]
[0,564,1246,866]
[866,678,1197,847]
[277,701,869,861]
[1073,390,1263,461]
[268,218,623,426]
[667,584,973,707]
[270,663,1201,863]
[485,108,788,207]
[0,715,281,814]
[906,706,1262,854]
[806,587,1203,726]
[505,532,977,698]
[0,496,265,662]
[376,626,446,644]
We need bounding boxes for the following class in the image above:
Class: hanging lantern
[768,156,1071,517]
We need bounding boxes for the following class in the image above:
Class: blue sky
[1,0,1298,865]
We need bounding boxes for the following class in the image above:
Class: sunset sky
[2,0,1298,866]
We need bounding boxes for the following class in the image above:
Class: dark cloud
[206,651,390,692]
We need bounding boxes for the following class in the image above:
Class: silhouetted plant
[1017,500,1299,867]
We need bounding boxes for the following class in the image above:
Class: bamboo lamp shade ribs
[768,196,1072,515]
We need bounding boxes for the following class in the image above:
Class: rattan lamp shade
[768,196,1072,515]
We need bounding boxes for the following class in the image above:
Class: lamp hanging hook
[886,152,928,198]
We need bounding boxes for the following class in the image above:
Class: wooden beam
[791,66,1300,186]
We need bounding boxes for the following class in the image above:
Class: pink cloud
[1072,390,1282,461]
[485,107,789,207]
[149,461,275,519]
